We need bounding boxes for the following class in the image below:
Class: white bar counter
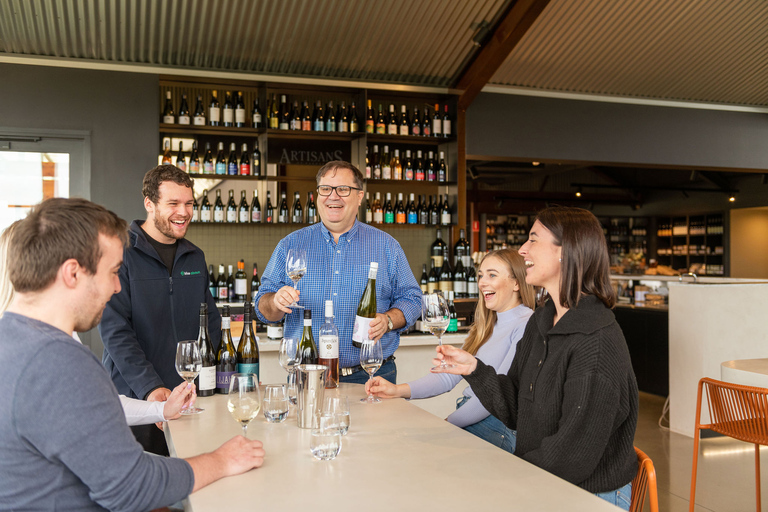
[721,359,768,388]
[166,383,620,512]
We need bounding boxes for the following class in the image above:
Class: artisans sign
[268,139,351,166]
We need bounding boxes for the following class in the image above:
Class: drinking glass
[262,384,289,423]
[422,292,452,370]
[285,248,307,309]
[175,340,204,414]
[227,373,261,437]
[310,415,342,461]
[323,395,350,435]
[278,337,299,405]
[359,339,383,404]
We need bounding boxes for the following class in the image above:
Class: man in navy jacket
[100,165,220,454]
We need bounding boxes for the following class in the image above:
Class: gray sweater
[0,312,194,511]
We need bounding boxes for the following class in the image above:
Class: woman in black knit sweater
[434,206,638,510]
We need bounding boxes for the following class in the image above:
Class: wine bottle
[438,151,447,183]
[200,190,212,223]
[209,90,221,126]
[406,193,417,224]
[447,291,458,332]
[227,264,236,303]
[265,191,274,223]
[422,106,432,136]
[372,192,383,224]
[250,189,262,223]
[383,192,394,224]
[195,303,217,397]
[467,264,479,299]
[412,107,421,136]
[427,151,437,181]
[216,264,227,303]
[279,94,290,130]
[404,150,414,181]
[189,141,200,173]
[375,103,386,134]
[306,192,318,224]
[366,99,375,133]
[252,99,262,128]
[392,149,402,180]
[454,228,472,268]
[365,192,373,223]
[213,190,225,223]
[226,189,237,223]
[431,228,446,268]
[239,143,251,175]
[290,101,301,130]
[381,145,391,180]
[395,192,406,224]
[175,141,186,172]
[208,264,216,297]
[266,319,283,341]
[427,260,438,293]
[420,263,428,293]
[301,100,311,131]
[203,142,214,174]
[227,142,238,175]
[399,104,409,136]
[216,305,238,394]
[338,101,349,132]
[222,91,234,127]
[193,94,206,125]
[387,104,398,135]
[298,309,319,364]
[352,261,378,347]
[252,140,262,177]
[269,94,279,129]
[349,102,359,132]
[234,91,246,127]
[363,147,371,179]
[318,300,339,389]
[438,247,453,294]
[192,195,200,222]
[415,150,425,181]
[433,103,442,137]
[372,144,381,179]
[215,142,226,175]
[162,91,175,124]
[441,195,451,226]
[453,259,467,299]
[278,191,289,223]
[238,190,249,223]
[325,100,336,132]
[178,94,190,125]
[443,104,452,137]
[251,263,260,302]
[161,138,172,164]
[237,302,260,381]
[418,194,428,225]
[430,194,440,225]
[291,191,303,224]
[312,100,324,131]
[235,259,247,302]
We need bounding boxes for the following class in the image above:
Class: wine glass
[285,248,307,309]
[278,337,299,405]
[175,340,204,414]
[359,339,383,404]
[262,384,289,423]
[323,395,350,435]
[422,292,452,370]
[227,373,262,437]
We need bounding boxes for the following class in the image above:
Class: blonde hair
[0,221,20,314]
[462,249,535,356]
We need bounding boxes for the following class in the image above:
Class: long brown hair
[462,249,535,356]
[535,206,616,309]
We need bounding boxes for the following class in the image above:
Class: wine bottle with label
[306,192,317,224]
[192,195,200,222]
[454,228,472,268]
[235,191,247,223]
[431,229,446,268]
[325,100,336,132]
[195,303,217,397]
[372,192,383,224]
[318,300,339,389]
[365,99,375,133]
[235,259,247,302]
[237,302,260,381]
[426,151,437,181]
[371,145,381,179]
[387,104,398,135]
[269,94,279,129]
[252,140,261,177]
[175,141,186,172]
[399,105,409,136]
[189,141,200,173]
[223,91,235,127]
[447,291,458,332]
[395,193,406,224]
[202,142,214,174]
[404,150,414,181]
[312,100,324,131]
[415,150,425,181]
[427,260,439,293]
[178,94,190,125]
[278,191,289,223]
[216,264,227,303]
[200,190,212,223]
[227,143,238,175]
[412,107,421,136]
[301,100,312,131]
[216,305,238,394]
[438,151,447,183]
[418,195,429,225]
[433,103,442,137]
[298,309,318,364]
[392,149,402,180]
[453,259,467,298]
[252,99,262,128]
[235,91,246,127]
[443,104,452,137]
[441,196,452,226]
[226,190,237,223]
[349,102,359,132]
[438,247,453,294]
[381,145,392,180]
[251,263,260,302]
[193,94,206,126]
[215,142,226,175]
[375,104,386,134]
[227,264,235,303]
[467,264,479,299]
[288,101,300,130]
[161,139,172,164]
[406,193,417,224]
[430,195,440,225]
[265,191,274,223]
[209,91,221,126]
[338,101,349,132]
[208,264,216,297]
[162,91,175,124]
[291,192,303,224]
[239,143,251,175]
[383,193,394,224]
[352,261,378,347]
[420,263,428,293]
[250,190,261,223]
[278,95,290,130]
[213,190,225,223]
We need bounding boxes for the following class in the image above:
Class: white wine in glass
[422,292,453,370]
[285,248,307,309]
[359,339,383,404]
[227,373,261,437]
[175,340,204,414]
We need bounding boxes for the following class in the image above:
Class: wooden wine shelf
[365,179,456,186]
[159,124,265,137]
[366,133,455,145]
[265,129,363,142]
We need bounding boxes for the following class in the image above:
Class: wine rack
[655,213,726,275]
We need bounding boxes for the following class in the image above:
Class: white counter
[166,384,620,512]
[721,359,768,388]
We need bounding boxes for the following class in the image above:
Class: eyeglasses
[317,185,362,197]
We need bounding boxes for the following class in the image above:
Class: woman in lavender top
[366,249,535,452]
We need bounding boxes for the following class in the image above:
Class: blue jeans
[595,482,631,510]
[340,358,397,385]
[456,396,517,454]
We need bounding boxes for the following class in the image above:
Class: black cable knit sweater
[466,295,638,493]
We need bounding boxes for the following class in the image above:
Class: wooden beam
[456,0,552,110]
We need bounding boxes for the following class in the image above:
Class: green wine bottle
[237,302,260,381]
[298,309,318,364]
[352,261,378,348]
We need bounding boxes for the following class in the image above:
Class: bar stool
[690,377,768,512]
[631,446,659,512]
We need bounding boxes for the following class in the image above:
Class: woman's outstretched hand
[431,345,478,376]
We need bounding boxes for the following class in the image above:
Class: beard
[154,214,187,240]
[74,309,103,333]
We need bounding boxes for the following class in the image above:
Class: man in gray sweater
[0,198,265,511]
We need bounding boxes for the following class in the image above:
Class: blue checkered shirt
[254,220,423,368]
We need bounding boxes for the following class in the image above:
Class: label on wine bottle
[253,112,262,125]
[223,109,234,124]
[239,209,248,223]
[267,324,283,340]
[189,162,199,173]
[443,120,452,136]
[235,279,247,295]
[209,107,220,123]
[373,211,383,223]
[193,116,206,126]
[366,211,373,223]
[453,280,467,295]
[216,370,235,393]
[163,115,175,124]
[468,281,479,297]
[399,125,409,136]
[203,162,214,174]
[199,366,216,392]
[178,115,190,125]
[447,318,458,333]
[441,212,451,225]
[407,212,418,224]
[235,110,245,124]
[319,335,339,359]
[226,210,237,223]
[352,315,374,343]
[237,363,260,381]
[431,255,444,267]
[240,163,251,175]
[251,209,261,223]
[201,210,212,222]
[382,165,392,180]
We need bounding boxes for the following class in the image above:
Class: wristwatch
[385,313,394,333]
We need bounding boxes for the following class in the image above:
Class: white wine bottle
[298,309,318,364]
[318,300,339,388]
[196,303,217,397]
[216,305,238,394]
[237,302,260,381]
[234,260,247,302]
[352,262,378,348]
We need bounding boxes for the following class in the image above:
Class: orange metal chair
[631,446,659,512]
[690,377,768,512]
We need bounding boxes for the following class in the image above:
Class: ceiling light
[472,22,491,47]
[531,161,540,166]
[729,194,736,202]
[575,187,582,198]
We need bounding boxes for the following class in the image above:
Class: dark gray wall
[0,63,158,221]
[467,92,768,171]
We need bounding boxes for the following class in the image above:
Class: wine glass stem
[367,374,373,401]
[242,424,248,437]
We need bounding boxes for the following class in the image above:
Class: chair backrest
[631,446,659,512]
[697,377,768,445]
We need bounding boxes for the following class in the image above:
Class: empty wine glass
[422,292,452,370]
[323,395,350,435]
[285,248,307,309]
[359,339,383,404]
[262,384,289,423]
[175,340,204,414]
[227,373,261,437]
[278,337,299,405]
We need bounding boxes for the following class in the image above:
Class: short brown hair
[9,198,128,293]
[535,206,616,309]
[316,161,364,190]
[142,165,194,204]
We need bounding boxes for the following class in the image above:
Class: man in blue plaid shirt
[255,161,423,384]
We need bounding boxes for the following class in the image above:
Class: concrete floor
[636,392,766,512]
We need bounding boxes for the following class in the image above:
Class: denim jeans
[595,482,632,510]
[339,358,397,385]
[456,396,517,454]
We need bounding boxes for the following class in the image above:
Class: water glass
[323,395,350,435]
[263,384,289,423]
[310,415,342,461]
